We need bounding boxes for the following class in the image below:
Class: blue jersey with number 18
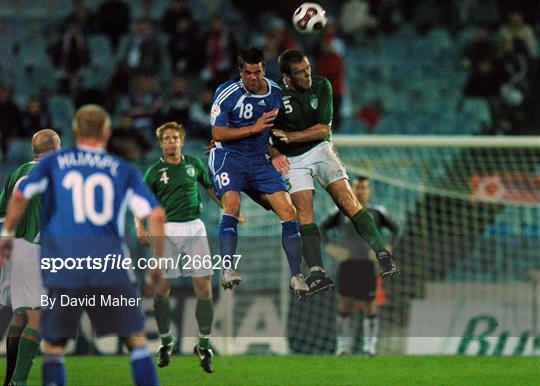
[210,77,282,158]
[17,145,159,288]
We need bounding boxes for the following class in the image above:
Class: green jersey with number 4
[0,161,41,243]
[143,155,212,223]
[274,75,333,157]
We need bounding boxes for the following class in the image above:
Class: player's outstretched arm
[212,110,278,142]
[272,123,330,144]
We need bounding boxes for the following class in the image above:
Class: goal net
[325,135,540,355]
[176,136,540,356]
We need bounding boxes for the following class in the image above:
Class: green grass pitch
[2,355,539,385]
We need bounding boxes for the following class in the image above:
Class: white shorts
[0,259,11,308]
[9,238,44,311]
[161,219,213,279]
[286,141,348,194]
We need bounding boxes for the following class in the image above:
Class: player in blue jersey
[208,47,309,297]
[0,105,166,386]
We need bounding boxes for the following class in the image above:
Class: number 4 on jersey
[160,171,169,184]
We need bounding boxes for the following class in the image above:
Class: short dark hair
[354,175,370,183]
[278,49,306,75]
[238,47,265,70]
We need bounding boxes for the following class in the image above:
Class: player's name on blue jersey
[56,150,120,176]
[211,77,283,157]
[17,145,159,288]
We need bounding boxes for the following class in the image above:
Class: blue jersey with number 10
[17,145,159,288]
[210,77,282,158]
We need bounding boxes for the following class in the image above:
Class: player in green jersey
[0,129,61,386]
[135,122,226,373]
[269,49,398,296]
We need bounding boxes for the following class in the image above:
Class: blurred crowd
[1,0,540,163]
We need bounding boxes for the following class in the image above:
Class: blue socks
[219,215,302,276]
[42,354,65,386]
[219,214,239,269]
[42,347,159,386]
[130,346,159,386]
[281,220,302,276]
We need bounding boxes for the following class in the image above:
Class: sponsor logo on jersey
[158,167,168,172]
[186,165,195,177]
[257,99,266,106]
[310,95,318,109]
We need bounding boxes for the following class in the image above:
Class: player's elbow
[10,191,29,207]
[149,207,165,224]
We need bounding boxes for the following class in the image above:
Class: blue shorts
[42,283,144,344]
[208,148,287,198]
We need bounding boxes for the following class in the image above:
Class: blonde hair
[73,104,111,138]
[155,121,185,141]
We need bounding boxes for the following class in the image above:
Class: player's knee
[222,203,240,217]
[296,208,314,224]
[196,287,212,300]
[123,332,147,350]
[43,340,66,355]
[25,311,42,329]
[153,288,170,300]
[193,277,212,299]
[272,200,296,221]
[366,302,378,316]
[11,313,27,327]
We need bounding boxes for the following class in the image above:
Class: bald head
[73,104,111,141]
[32,129,61,158]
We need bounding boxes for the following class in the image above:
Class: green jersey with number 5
[143,155,212,222]
[273,75,333,157]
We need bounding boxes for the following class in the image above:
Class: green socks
[299,223,325,272]
[153,296,172,336]
[11,327,41,385]
[351,209,386,253]
[196,299,214,349]
[4,325,23,386]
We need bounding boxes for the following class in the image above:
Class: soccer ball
[292,2,327,34]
